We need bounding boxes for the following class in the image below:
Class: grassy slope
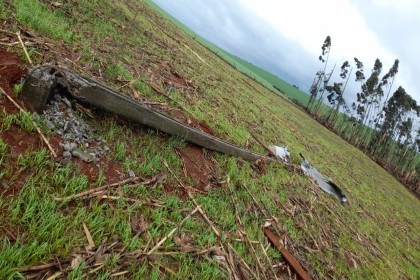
[0,0,418,279]
[146,0,310,107]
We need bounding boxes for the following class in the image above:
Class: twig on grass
[18,261,70,272]
[264,228,312,280]
[227,243,259,280]
[0,86,58,158]
[163,159,246,279]
[260,242,279,280]
[53,174,163,202]
[162,159,221,237]
[87,264,104,275]
[45,272,63,280]
[146,206,200,255]
[83,223,95,250]
[110,271,129,277]
[228,188,266,279]
[249,131,279,160]
[16,31,33,66]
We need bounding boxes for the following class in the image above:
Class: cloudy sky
[152,0,420,107]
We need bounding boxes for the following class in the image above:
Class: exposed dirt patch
[0,223,23,243]
[155,60,196,92]
[177,144,217,191]
[70,157,125,184]
[1,127,43,154]
[0,48,25,92]
[0,48,126,196]
[0,48,32,196]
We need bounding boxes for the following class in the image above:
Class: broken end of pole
[22,66,56,113]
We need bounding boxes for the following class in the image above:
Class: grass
[0,0,418,279]
[13,0,73,42]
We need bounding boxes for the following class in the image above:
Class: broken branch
[53,174,163,202]
[163,159,221,237]
[18,260,70,272]
[249,131,278,159]
[16,31,33,66]
[147,206,199,255]
[0,86,57,158]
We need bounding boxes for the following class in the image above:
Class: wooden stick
[162,160,221,237]
[0,86,58,158]
[110,271,129,277]
[263,228,312,280]
[18,260,70,272]
[53,174,162,201]
[146,206,199,255]
[87,264,104,275]
[83,223,95,249]
[16,31,33,66]
[249,131,278,159]
[183,43,210,66]
[45,272,63,280]
[260,242,279,280]
[228,243,259,280]
[225,245,241,280]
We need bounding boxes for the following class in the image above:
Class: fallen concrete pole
[22,65,271,162]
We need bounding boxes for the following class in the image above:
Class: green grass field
[0,0,418,279]
[145,0,311,107]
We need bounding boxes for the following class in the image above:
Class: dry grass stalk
[53,174,163,201]
[163,159,221,237]
[82,223,95,250]
[229,190,266,279]
[146,206,199,255]
[0,86,58,158]
[227,243,258,280]
[45,271,63,280]
[16,31,33,66]
[260,242,279,280]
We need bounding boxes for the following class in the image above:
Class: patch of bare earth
[177,144,217,192]
[0,48,127,196]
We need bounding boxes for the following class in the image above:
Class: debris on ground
[22,65,270,162]
[268,145,290,162]
[42,94,110,165]
[263,227,312,280]
[300,153,347,202]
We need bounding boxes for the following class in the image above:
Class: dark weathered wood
[22,66,273,163]
[263,228,312,280]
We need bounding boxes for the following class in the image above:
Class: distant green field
[147,0,310,106]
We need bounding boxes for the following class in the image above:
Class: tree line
[307,36,419,193]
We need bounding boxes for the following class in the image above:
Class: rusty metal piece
[263,228,312,280]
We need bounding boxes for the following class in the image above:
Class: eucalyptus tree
[308,36,331,112]
[357,59,384,147]
[325,61,352,126]
[351,57,365,119]
[378,86,418,161]
[350,57,366,143]
[314,64,336,116]
[374,59,400,128]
